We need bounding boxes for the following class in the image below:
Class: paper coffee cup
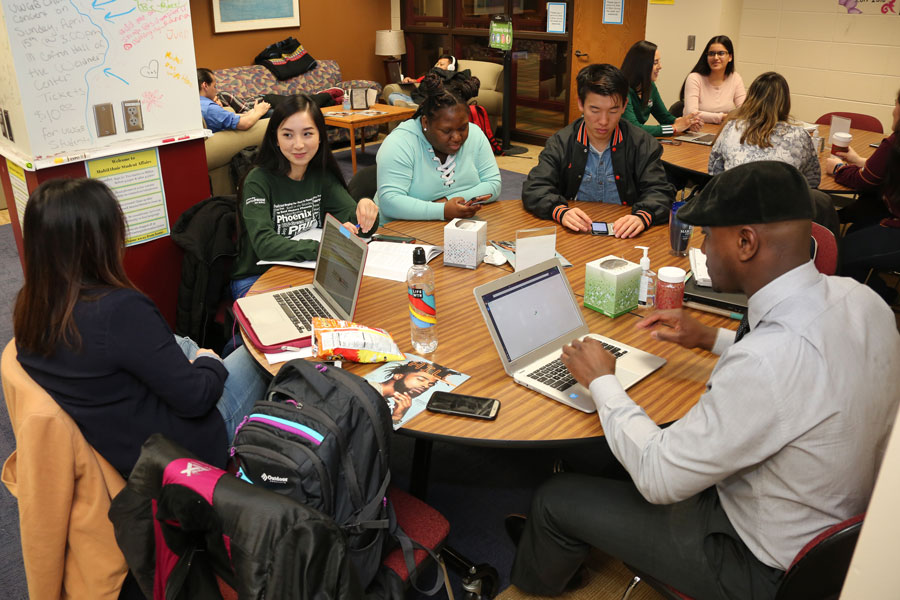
[831,131,852,155]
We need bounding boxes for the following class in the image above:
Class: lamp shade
[375,30,406,57]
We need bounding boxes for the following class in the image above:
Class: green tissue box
[584,255,641,318]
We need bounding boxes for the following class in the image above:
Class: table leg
[409,438,433,500]
[349,125,358,174]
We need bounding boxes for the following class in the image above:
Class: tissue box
[444,218,486,269]
[584,255,641,317]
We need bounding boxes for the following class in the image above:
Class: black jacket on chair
[109,434,361,600]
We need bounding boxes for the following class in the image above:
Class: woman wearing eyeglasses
[620,40,701,137]
[679,35,746,124]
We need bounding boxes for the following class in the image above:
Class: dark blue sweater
[18,288,229,474]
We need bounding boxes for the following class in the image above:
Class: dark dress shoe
[504,514,527,547]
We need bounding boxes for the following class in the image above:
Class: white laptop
[235,213,368,347]
[473,259,666,413]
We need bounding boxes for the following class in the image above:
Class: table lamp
[375,29,406,85]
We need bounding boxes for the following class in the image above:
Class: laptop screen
[315,218,365,315]
[480,265,584,362]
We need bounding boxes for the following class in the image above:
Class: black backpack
[230,360,442,595]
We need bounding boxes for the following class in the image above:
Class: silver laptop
[236,213,368,347]
[674,131,717,146]
[473,259,666,413]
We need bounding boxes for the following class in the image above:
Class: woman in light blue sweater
[375,72,502,222]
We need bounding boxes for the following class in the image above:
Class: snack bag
[311,318,406,363]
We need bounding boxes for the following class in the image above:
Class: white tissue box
[584,255,641,317]
[444,218,486,269]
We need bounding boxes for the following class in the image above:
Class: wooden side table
[322,104,416,174]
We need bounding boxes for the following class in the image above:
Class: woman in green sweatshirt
[230,94,379,299]
[620,40,700,137]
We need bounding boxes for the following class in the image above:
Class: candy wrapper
[311,318,406,363]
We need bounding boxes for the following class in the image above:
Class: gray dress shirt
[589,261,900,570]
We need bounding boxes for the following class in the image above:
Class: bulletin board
[0,0,205,170]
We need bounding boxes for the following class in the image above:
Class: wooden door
[568,0,647,122]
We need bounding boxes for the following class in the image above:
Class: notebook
[473,258,666,413]
[234,213,368,350]
[674,132,717,145]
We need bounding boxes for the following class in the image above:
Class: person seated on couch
[197,67,271,133]
[231,93,379,299]
[522,63,674,238]
[388,54,457,106]
[375,71,501,223]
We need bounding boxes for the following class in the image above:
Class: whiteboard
[0,0,204,169]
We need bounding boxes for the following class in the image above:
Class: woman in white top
[708,71,820,187]
[679,35,746,124]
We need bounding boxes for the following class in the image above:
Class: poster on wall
[837,0,897,15]
[213,0,301,32]
[5,158,29,230]
[603,0,624,24]
[87,148,170,246]
[546,2,567,33]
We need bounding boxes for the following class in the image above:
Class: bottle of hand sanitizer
[635,246,656,308]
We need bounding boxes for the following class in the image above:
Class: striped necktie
[734,314,750,342]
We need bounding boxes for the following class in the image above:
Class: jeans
[231,275,261,301]
[175,335,268,443]
[388,92,415,106]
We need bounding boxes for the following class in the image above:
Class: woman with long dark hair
[620,40,700,137]
[13,178,268,475]
[708,72,820,187]
[679,35,746,124]
[827,90,900,303]
[231,93,379,299]
[375,71,501,222]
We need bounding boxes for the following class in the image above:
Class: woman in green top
[620,40,700,137]
[231,94,379,299]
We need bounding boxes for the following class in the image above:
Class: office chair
[814,112,883,134]
[620,514,865,600]
[348,164,378,202]
[668,100,684,118]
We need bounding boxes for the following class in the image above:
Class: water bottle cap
[413,246,426,265]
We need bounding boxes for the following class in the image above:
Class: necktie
[734,314,750,342]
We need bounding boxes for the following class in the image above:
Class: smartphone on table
[466,194,492,206]
[426,391,500,420]
[370,234,416,243]
[591,222,614,236]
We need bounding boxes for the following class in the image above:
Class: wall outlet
[94,103,116,137]
[122,100,143,133]
[687,35,696,51]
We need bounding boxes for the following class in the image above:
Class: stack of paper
[364,242,442,282]
[689,247,711,287]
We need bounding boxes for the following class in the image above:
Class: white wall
[646,0,744,113]
[739,0,899,131]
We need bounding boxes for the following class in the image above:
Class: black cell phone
[426,391,500,420]
[467,195,492,206]
[591,221,613,236]
[370,234,416,244]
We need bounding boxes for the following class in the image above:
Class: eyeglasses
[707,51,729,58]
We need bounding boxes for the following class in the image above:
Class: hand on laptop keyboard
[560,338,618,388]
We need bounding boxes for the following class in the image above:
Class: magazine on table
[364,355,469,429]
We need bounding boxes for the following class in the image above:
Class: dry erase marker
[869,142,880,148]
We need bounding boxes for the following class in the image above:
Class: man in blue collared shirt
[197,68,270,133]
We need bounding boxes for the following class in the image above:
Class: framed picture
[213,0,300,33]
[350,88,369,110]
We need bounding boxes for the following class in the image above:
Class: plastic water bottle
[407,246,437,354]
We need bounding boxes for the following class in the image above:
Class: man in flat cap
[508,162,900,599]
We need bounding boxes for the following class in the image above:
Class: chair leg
[621,575,642,600]
[442,544,500,600]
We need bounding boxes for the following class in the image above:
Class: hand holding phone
[426,391,500,420]
[590,222,614,236]
[466,194,492,206]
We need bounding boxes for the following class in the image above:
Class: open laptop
[473,259,666,413]
[235,213,368,347]
[674,131,717,145]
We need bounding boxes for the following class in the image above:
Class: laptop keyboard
[274,288,331,331]
[528,342,627,391]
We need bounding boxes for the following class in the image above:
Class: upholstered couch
[205,60,382,196]
[381,59,504,129]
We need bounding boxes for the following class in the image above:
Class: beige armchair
[382,59,504,130]
[204,118,268,197]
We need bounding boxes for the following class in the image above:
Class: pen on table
[869,143,880,148]
[682,301,743,320]
[280,345,306,352]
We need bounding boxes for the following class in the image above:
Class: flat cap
[676,161,814,227]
